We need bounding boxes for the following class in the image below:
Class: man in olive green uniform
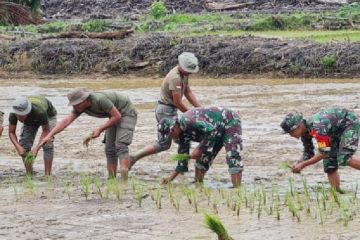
[281,107,360,190]
[130,52,201,167]
[9,96,57,175]
[37,89,137,180]
[0,111,4,137]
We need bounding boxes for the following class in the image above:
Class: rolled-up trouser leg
[154,103,177,153]
[115,112,137,160]
[105,125,118,166]
[42,117,57,160]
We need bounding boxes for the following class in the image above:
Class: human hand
[191,147,202,160]
[39,135,52,147]
[16,146,26,157]
[91,127,102,139]
[292,161,305,174]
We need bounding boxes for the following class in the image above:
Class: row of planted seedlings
[1,170,359,226]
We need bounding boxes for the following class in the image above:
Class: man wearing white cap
[130,52,201,167]
[8,96,57,175]
[37,89,137,180]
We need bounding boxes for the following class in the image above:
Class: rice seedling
[330,187,341,207]
[212,193,220,214]
[204,213,234,240]
[46,175,55,194]
[280,162,292,170]
[166,183,180,211]
[320,183,327,210]
[203,187,212,206]
[301,176,311,214]
[24,173,36,196]
[93,176,103,199]
[114,181,124,202]
[83,133,94,147]
[151,185,162,209]
[80,173,92,200]
[182,186,193,205]
[257,187,263,220]
[133,181,147,207]
[190,188,199,213]
[12,182,19,201]
[106,177,117,198]
[64,179,72,200]
[285,192,301,222]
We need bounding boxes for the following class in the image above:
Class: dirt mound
[1,34,360,77]
[43,0,346,19]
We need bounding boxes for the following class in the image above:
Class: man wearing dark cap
[36,89,137,180]
[129,52,201,167]
[158,107,243,187]
[9,96,57,175]
[280,107,360,191]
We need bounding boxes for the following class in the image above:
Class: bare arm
[9,124,25,156]
[184,86,201,108]
[92,107,121,138]
[292,152,325,173]
[172,91,188,113]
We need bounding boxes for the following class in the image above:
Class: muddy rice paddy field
[0,75,360,239]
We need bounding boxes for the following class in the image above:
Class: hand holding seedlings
[292,161,305,173]
[24,153,36,165]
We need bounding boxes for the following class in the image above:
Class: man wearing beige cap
[9,96,57,175]
[130,52,201,169]
[37,89,137,180]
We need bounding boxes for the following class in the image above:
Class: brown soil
[1,34,360,77]
[0,75,359,239]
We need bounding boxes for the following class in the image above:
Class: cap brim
[68,92,90,106]
[180,64,199,74]
[11,102,31,116]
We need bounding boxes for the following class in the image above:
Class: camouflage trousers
[176,116,243,174]
[323,113,360,173]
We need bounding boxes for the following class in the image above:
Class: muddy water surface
[0,75,360,239]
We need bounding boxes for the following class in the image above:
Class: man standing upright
[130,52,201,167]
[9,96,57,175]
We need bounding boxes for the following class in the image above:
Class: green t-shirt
[9,96,57,126]
[72,92,135,118]
[159,66,189,105]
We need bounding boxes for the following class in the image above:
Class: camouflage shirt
[302,107,359,160]
[178,107,241,153]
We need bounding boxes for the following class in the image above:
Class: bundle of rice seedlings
[171,153,190,162]
[204,213,234,240]
[24,153,35,165]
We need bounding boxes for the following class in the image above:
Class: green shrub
[149,0,167,19]
[38,21,69,33]
[322,54,337,71]
[338,3,360,18]
[80,19,108,32]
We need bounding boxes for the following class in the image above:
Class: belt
[158,100,176,108]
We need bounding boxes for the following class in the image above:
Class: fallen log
[0,34,16,41]
[205,1,256,11]
[41,30,133,40]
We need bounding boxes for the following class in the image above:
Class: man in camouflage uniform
[9,96,57,175]
[159,107,243,187]
[129,52,201,168]
[281,107,360,190]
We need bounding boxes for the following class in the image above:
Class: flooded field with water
[0,75,360,239]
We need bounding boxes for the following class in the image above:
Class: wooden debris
[205,1,256,11]
[41,29,133,40]
[0,34,16,41]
